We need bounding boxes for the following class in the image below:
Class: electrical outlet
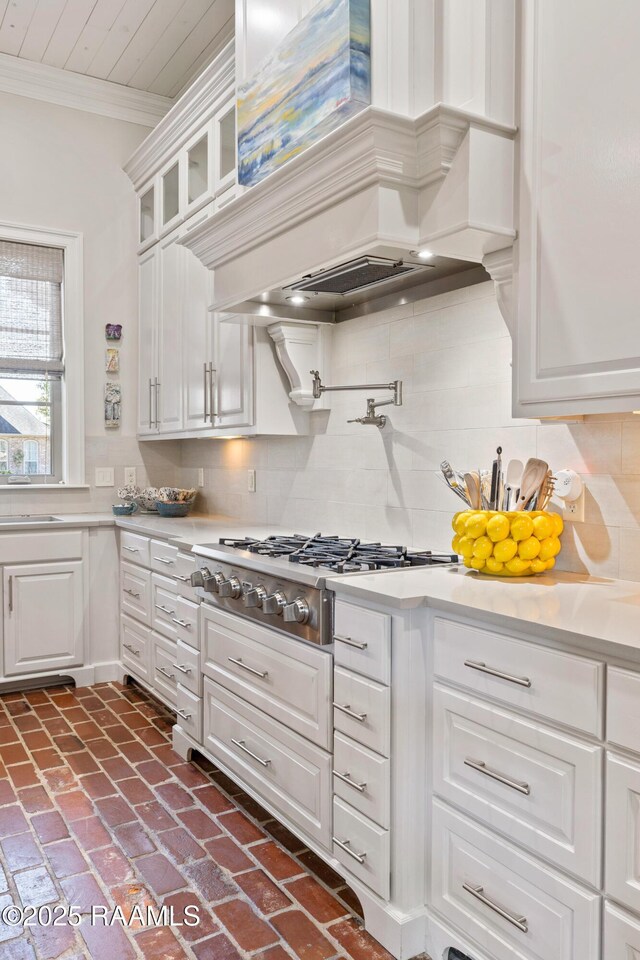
[198,468,204,488]
[95,467,114,487]
[563,491,585,523]
[247,469,256,493]
[124,467,136,486]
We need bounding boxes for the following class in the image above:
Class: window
[0,224,83,486]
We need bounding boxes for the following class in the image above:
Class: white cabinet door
[157,231,184,433]
[3,562,84,676]
[137,245,158,435]
[182,246,214,431]
[605,752,640,914]
[604,901,640,959]
[213,314,254,428]
[515,0,640,416]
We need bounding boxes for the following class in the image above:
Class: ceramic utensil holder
[452,509,563,577]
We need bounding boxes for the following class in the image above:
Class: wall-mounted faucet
[310,371,403,428]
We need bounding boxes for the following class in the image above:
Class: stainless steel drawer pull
[175,575,191,582]
[122,546,139,553]
[333,702,367,723]
[462,883,528,933]
[333,837,366,864]
[464,758,531,796]
[153,556,175,565]
[155,604,176,615]
[124,588,141,599]
[334,634,368,650]
[175,663,192,675]
[176,709,192,721]
[157,666,176,681]
[333,770,367,793]
[171,618,191,628]
[123,643,140,657]
[231,738,271,767]
[228,656,268,679]
[464,659,532,688]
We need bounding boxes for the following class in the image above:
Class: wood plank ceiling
[0,0,234,98]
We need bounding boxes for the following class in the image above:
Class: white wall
[0,91,181,514]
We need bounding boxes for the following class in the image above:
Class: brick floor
[0,681,404,960]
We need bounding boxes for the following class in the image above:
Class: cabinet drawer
[333,667,390,757]
[431,801,600,960]
[175,640,201,696]
[175,552,199,602]
[605,752,640,914]
[0,530,83,563]
[433,684,602,884]
[121,615,150,680]
[333,732,390,829]
[333,797,389,900]
[203,604,332,750]
[121,561,151,625]
[120,531,150,567]
[433,617,604,736]
[173,597,199,649]
[176,685,202,744]
[150,539,178,574]
[151,574,178,640]
[604,901,640,958]
[607,666,640,753]
[203,678,331,849]
[151,632,177,707]
[334,600,390,684]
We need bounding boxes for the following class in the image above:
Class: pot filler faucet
[310,370,403,428]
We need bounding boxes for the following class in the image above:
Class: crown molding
[0,52,170,127]
[123,41,235,189]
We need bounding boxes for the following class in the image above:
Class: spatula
[514,458,549,511]
[504,459,523,511]
[464,472,481,510]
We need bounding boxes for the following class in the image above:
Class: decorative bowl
[452,509,564,576]
[112,503,138,516]
[155,501,192,518]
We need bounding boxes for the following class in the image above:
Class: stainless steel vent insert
[284,257,427,297]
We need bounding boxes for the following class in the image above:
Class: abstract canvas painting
[237,0,371,187]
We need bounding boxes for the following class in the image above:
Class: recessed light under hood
[283,256,429,298]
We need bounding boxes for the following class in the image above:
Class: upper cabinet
[513,0,640,417]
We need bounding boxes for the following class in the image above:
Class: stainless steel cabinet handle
[123,643,140,657]
[177,709,192,721]
[203,362,209,423]
[210,364,218,421]
[122,546,139,553]
[228,656,268,679]
[464,659,532,688]
[171,617,191,628]
[175,663,192,675]
[148,378,153,428]
[154,378,160,427]
[153,556,175,565]
[462,883,528,933]
[333,837,366,864]
[333,771,366,793]
[155,603,176,615]
[157,666,176,681]
[7,575,13,613]
[333,702,367,723]
[334,634,368,650]
[464,758,530,796]
[231,738,271,767]
[175,575,191,582]
[124,588,141,599]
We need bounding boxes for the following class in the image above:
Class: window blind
[0,240,64,379]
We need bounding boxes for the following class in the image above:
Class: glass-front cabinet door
[161,160,181,233]
[215,102,237,201]
[183,128,212,217]
[138,182,157,249]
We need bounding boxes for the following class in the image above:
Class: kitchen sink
[0,516,60,524]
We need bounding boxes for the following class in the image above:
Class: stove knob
[283,597,310,624]
[203,571,225,594]
[262,590,287,616]
[190,567,209,588]
[243,584,267,608]
[218,576,242,599]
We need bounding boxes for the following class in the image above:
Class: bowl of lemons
[452,509,563,576]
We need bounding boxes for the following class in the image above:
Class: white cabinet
[157,230,185,432]
[137,245,159,435]
[3,561,84,676]
[214,315,253,429]
[605,753,640,915]
[514,0,640,416]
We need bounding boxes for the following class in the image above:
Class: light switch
[95,467,114,487]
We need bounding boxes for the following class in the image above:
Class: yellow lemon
[451,535,462,554]
[505,556,531,575]
[532,514,553,539]
[518,536,541,561]
[539,536,561,561]
[485,557,505,574]
[546,557,556,570]
[470,557,486,570]
[457,536,475,559]
[530,558,547,574]
[493,538,518,563]
[486,514,510,542]
[473,535,494,560]
[453,511,473,537]
[463,558,473,568]
[465,512,488,539]
[510,514,534,542]
[551,513,564,536]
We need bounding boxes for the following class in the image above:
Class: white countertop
[327,565,640,657]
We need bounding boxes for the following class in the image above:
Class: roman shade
[0,240,64,379]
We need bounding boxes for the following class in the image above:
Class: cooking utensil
[515,458,549,511]
[435,471,470,504]
[504,460,523,511]
[464,472,481,510]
